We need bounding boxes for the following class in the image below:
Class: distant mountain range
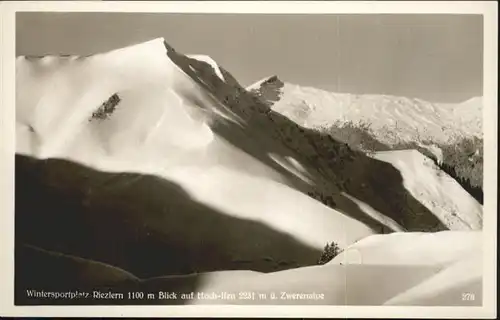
[248,75,484,194]
[248,75,482,147]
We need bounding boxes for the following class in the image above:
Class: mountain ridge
[247,76,482,105]
[248,74,484,195]
[248,77,482,144]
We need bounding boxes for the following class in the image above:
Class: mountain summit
[247,75,285,106]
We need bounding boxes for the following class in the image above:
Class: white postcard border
[0,1,497,318]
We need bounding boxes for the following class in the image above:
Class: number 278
[462,293,475,301]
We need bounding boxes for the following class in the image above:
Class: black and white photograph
[0,1,497,318]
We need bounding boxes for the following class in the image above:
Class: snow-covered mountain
[15,38,482,306]
[371,150,482,230]
[248,76,483,146]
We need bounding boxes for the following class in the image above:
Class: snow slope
[248,79,483,146]
[184,231,481,305]
[15,38,483,306]
[186,54,226,81]
[19,231,482,306]
[330,230,481,266]
[247,76,483,231]
[372,150,482,230]
[16,38,374,272]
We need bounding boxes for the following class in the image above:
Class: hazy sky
[16,12,483,103]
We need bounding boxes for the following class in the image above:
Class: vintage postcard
[0,1,497,318]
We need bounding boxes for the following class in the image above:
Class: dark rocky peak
[251,75,285,106]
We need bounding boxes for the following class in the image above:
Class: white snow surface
[330,230,481,266]
[266,82,482,146]
[187,54,226,81]
[372,150,482,230]
[136,231,482,305]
